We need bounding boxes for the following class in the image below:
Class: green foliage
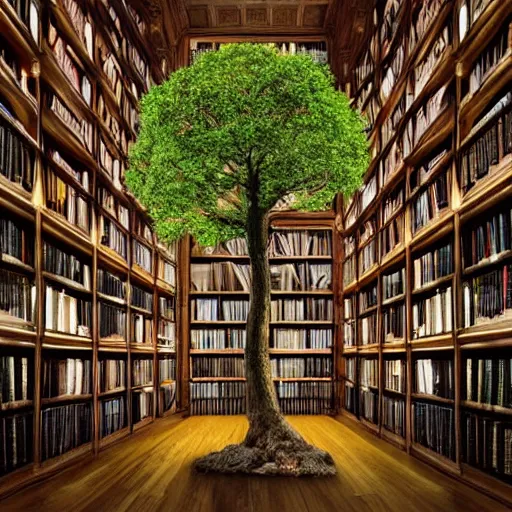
[127,43,369,245]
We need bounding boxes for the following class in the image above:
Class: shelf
[0,253,34,274]
[189,290,249,296]
[132,384,154,390]
[43,332,93,350]
[97,292,127,307]
[42,394,93,406]
[384,388,405,397]
[382,342,406,353]
[130,305,152,316]
[0,399,33,412]
[459,51,512,135]
[130,344,154,353]
[272,377,332,382]
[131,264,154,286]
[98,342,127,353]
[359,305,378,317]
[190,349,244,355]
[411,393,454,405]
[342,346,357,354]
[271,321,333,326]
[271,290,334,296]
[97,246,129,273]
[381,427,406,449]
[463,250,512,276]
[157,347,176,354]
[156,278,175,295]
[410,335,453,351]
[42,272,91,295]
[461,401,512,416]
[190,377,245,382]
[381,293,405,307]
[458,324,512,348]
[190,321,246,326]
[358,345,379,354]
[99,388,127,398]
[269,349,332,355]
[0,174,34,221]
[461,463,512,507]
[410,212,454,253]
[412,274,453,296]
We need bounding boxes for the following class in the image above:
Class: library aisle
[0,415,504,512]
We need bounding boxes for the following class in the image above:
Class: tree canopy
[126,43,369,246]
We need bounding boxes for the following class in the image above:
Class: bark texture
[194,167,336,477]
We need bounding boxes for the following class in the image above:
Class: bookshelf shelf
[268,349,332,355]
[190,349,244,355]
[410,393,454,405]
[132,416,153,432]
[411,274,453,296]
[384,388,405,397]
[190,321,246,326]
[190,377,245,382]
[0,1,39,60]
[99,388,127,398]
[461,401,512,416]
[410,443,459,476]
[41,394,93,406]
[131,384,153,390]
[42,271,91,295]
[99,427,131,449]
[0,400,33,412]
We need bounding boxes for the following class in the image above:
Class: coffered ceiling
[184,0,331,32]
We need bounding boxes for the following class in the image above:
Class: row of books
[462,265,512,328]
[132,390,153,423]
[359,240,377,275]
[133,240,152,273]
[360,282,377,312]
[98,139,123,189]
[383,303,405,341]
[49,94,93,154]
[99,359,126,392]
[360,388,378,424]
[45,172,89,232]
[343,257,356,287]
[273,328,332,350]
[383,396,405,436]
[463,413,512,479]
[189,382,246,415]
[157,319,175,346]
[413,242,452,290]
[270,357,332,379]
[381,215,404,258]
[360,358,378,388]
[0,268,35,324]
[42,358,92,398]
[271,298,333,322]
[190,329,246,350]
[160,382,176,413]
[415,359,454,399]
[277,382,332,415]
[469,24,509,96]
[0,116,34,192]
[98,269,125,300]
[465,358,512,407]
[159,358,176,382]
[268,231,332,257]
[409,146,448,193]
[385,359,405,393]
[411,172,449,234]
[100,217,127,259]
[345,382,356,413]
[361,313,377,345]
[158,259,176,286]
[44,243,91,291]
[45,285,91,336]
[192,357,245,378]
[191,263,250,292]
[132,359,153,386]
[159,297,175,321]
[190,298,248,322]
[98,187,130,229]
[412,286,452,339]
[62,0,94,59]
[131,284,152,311]
[413,402,454,460]
[383,268,404,299]
[0,356,30,404]
[459,100,510,194]
[42,403,92,461]
[0,216,33,266]
[464,207,511,269]
[100,396,126,438]
[99,302,125,339]
[271,264,332,291]
[410,0,445,56]
[0,413,32,476]
[380,43,405,103]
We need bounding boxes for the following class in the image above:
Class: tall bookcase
[0,0,178,498]
[182,212,338,416]
[340,0,512,504]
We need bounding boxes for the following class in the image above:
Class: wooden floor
[1,415,508,512]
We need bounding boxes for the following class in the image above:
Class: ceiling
[183,0,332,32]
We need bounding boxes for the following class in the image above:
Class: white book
[45,287,53,330]
[66,358,75,395]
[445,287,452,332]
[21,357,28,401]
[75,359,83,395]
[7,356,15,402]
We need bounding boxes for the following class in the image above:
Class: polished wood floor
[0,415,507,512]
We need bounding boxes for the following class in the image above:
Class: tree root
[194,431,336,476]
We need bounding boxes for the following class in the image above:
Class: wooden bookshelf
[184,216,336,415]
[0,0,178,499]
[339,0,512,505]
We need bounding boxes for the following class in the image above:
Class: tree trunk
[194,163,336,476]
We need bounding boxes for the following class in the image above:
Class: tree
[127,43,369,476]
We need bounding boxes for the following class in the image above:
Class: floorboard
[0,415,508,512]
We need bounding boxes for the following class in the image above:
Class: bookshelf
[0,0,178,498]
[183,213,337,416]
[340,0,512,504]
